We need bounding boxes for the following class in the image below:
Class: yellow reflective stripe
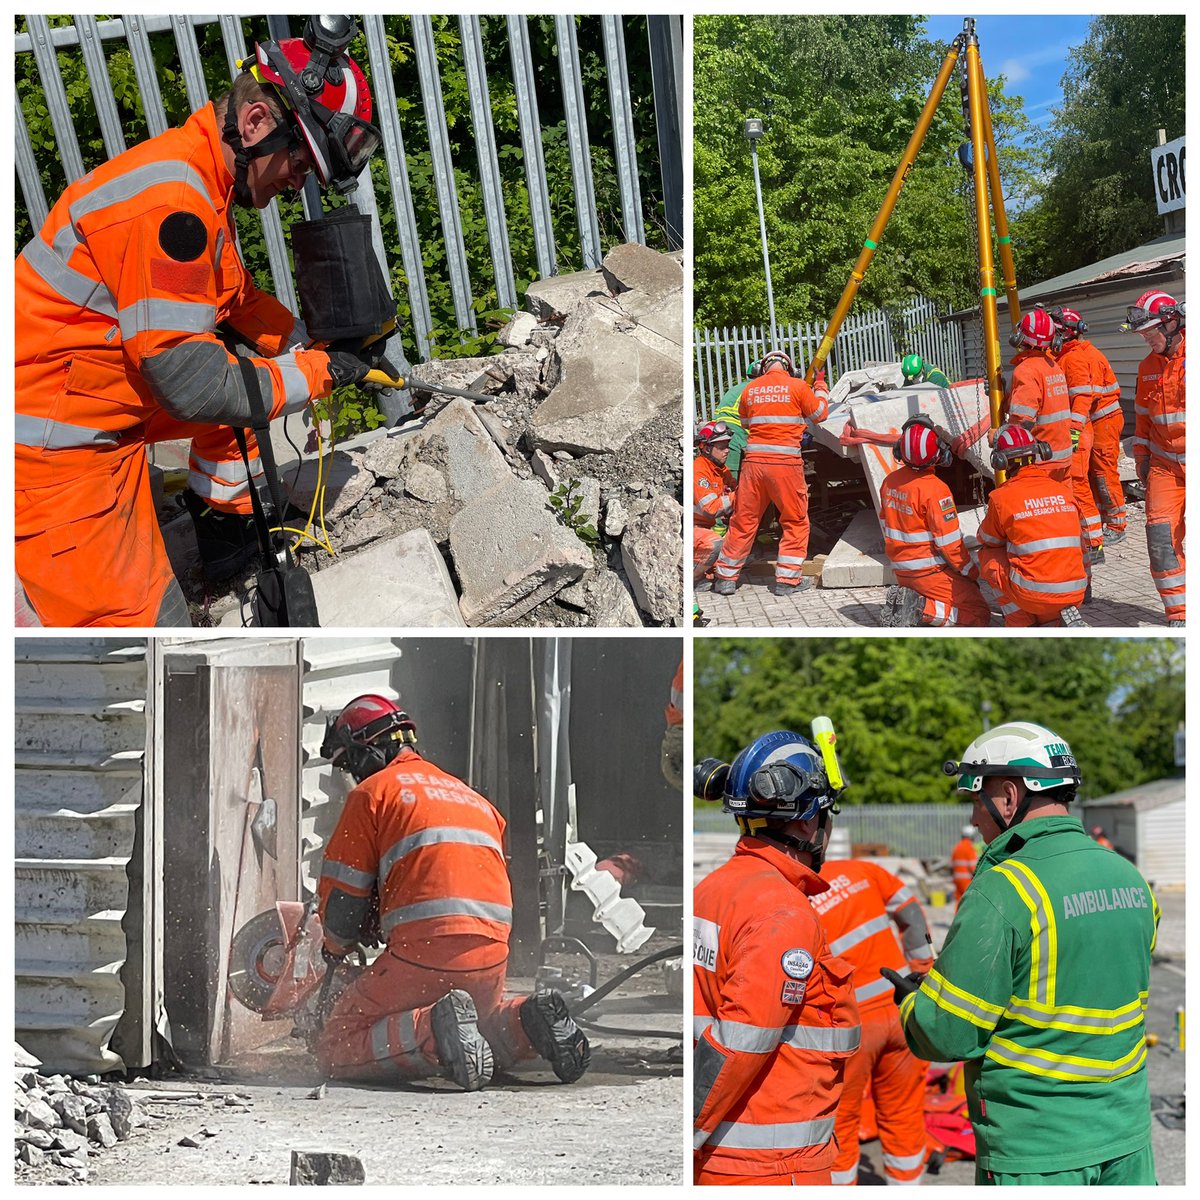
[991,859,1058,1006]
[1151,890,1161,952]
[1005,991,1148,1034]
[899,989,918,1026]
[986,1034,1147,1082]
[922,967,1005,1031]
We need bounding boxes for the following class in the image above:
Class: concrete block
[604,496,629,538]
[620,494,683,620]
[587,569,644,627]
[419,398,513,500]
[498,310,538,346]
[601,242,684,298]
[219,530,464,628]
[358,429,415,481]
[284,451,375,522]
[822,505,985,588]
[531,295,683,455]
[531,450,559,488]
[290,1150,366,1185]
[403,463,448,504]
[451,479,592,626]
[525,268,607,321]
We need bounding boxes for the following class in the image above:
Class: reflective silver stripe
[20,236,118,317]
[708,1116,836,1150]
[378,826,504,882]
[883,526,934,544]
[1151,411,1185,425]
[831,1163,859,1185]
[775,569,803,580]
[1092,401,1121,420]
[187,472,250,502]
[694,1016,782,1054]
[777,555,806,565]
[883,1150,928,1171]
[746,415,809,426]
[1007,536,1082,555]
[985,1035,1146,1082]
[67,159,216,225]
[829,913,891,955]
[276,350,312,414]
[1048,446,1075,462]
[886,885,915,911]
[1010,569,1088,595]
[895,555,942,571]
[933,530,962,548]
[978,529,1004,546]
[1008,404,1037,418]
[856,976,895,1004]
[1005,997,1145,1033]
[1066,384,1093,396]
[744,442,804,456]
[320,859,375,891]
[119,298,216,340]
[382,897,512,932]
[370,1009,419,1063]
[1035,409,1073,424]
[15,413,121,449]
[189,451,264,482]
[779,1023,860,1052]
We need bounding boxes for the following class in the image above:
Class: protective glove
[1136,457,1150,484]
[324,349,373,390]
[813,368,828,392]
[880,966,925,1004]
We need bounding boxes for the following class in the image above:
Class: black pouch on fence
[291,209,395,342]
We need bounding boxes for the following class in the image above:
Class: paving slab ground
[699,504,1172,629]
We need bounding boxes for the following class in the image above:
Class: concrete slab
[821,506,985,588]
[451,478,592,626]
[524,268,608,321]
[219,530,464,628]
[283,450,374,522]
[419,398,514,500]
[601,242,684,298]
[620,494,684,621]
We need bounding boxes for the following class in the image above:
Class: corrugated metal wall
[1138,799,1185,887]
[14,638,151,1074]
[299,638,404,894]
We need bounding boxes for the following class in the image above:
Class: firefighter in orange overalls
[693,728,861,1185]
[879,415,991,628]
[1091,824,1115,851]
[1123,291,1185,626]
[315,694,590,1090]
[1003,309,1073,483]
[1049,307,1109,560]
[712,351,829,597]
[15,27,384,627]
[975,424,1088,627]
[693,421,737,585]
[812,857,934,1185]
[950,824,978,902]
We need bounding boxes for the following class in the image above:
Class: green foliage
[547,479,599,547]
[1009,15,1186,284]
[693,16,1040,329]
[312,388,388,443]
[694,638,1183,805]
[15,15,667,364]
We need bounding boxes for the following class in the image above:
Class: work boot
[183,490,260,579]
[1104,527,1127,546]
[519,990,590,1083]
[711,579,736,596]
[770,577,814,598]
[1089,548,1106,567]
[431,990,493,1091]
[1168,619,1185,628]
[1082,583,1093,605]
[1059,605,1087,628]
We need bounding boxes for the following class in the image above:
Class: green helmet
[902,353,924,379]
[747,359,762,379]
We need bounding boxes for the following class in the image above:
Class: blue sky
[923,15,1097,131]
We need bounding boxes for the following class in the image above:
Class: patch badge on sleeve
[781,948,814,979]
[781,979,807,1005]
[159,211,208,262]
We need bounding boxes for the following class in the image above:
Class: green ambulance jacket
[712,383,749,478]
[900,815,1159,1175]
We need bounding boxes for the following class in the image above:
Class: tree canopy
[694,638,1184,805]
[693,15,1039,329]
[1010,15,1186,283]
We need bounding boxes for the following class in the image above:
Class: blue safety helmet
[724,730,838,822]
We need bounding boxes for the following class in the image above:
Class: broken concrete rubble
[290,1150,367,1185]
[621,494,684,622]
[172,244,682,628]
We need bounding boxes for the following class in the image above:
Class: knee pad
[1146,522,1181,573]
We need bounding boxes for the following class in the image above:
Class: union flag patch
[781,979,807,1005]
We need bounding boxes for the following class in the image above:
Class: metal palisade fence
[15,13,683,363]
[694,296,966,418]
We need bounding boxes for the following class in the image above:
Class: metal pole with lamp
[744,118,777,354]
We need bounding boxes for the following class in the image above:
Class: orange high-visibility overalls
[316,748,537,1079]
[713,366,828,590]
[1005,350,1072,483]
[950,835,978,901]
[879,466,990,627]
[813,859,933,1185]
[15,103,332,626]
[694,837,861,1185]
[1065,339,1126,535]
[1133,331,1185,622]
[1056,338,1108,552]
[694,452,736,582]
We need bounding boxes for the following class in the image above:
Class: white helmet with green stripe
[946,722,1081,794]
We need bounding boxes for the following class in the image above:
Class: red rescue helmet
[321,693,417,783]
[1009,307,1056,350]
[1122,290,1184,333]
[991,422,1051,472]
[1049,306,1087,338]
[894,414,951,468]
[251,19,381,193]
[696,420,733,450]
